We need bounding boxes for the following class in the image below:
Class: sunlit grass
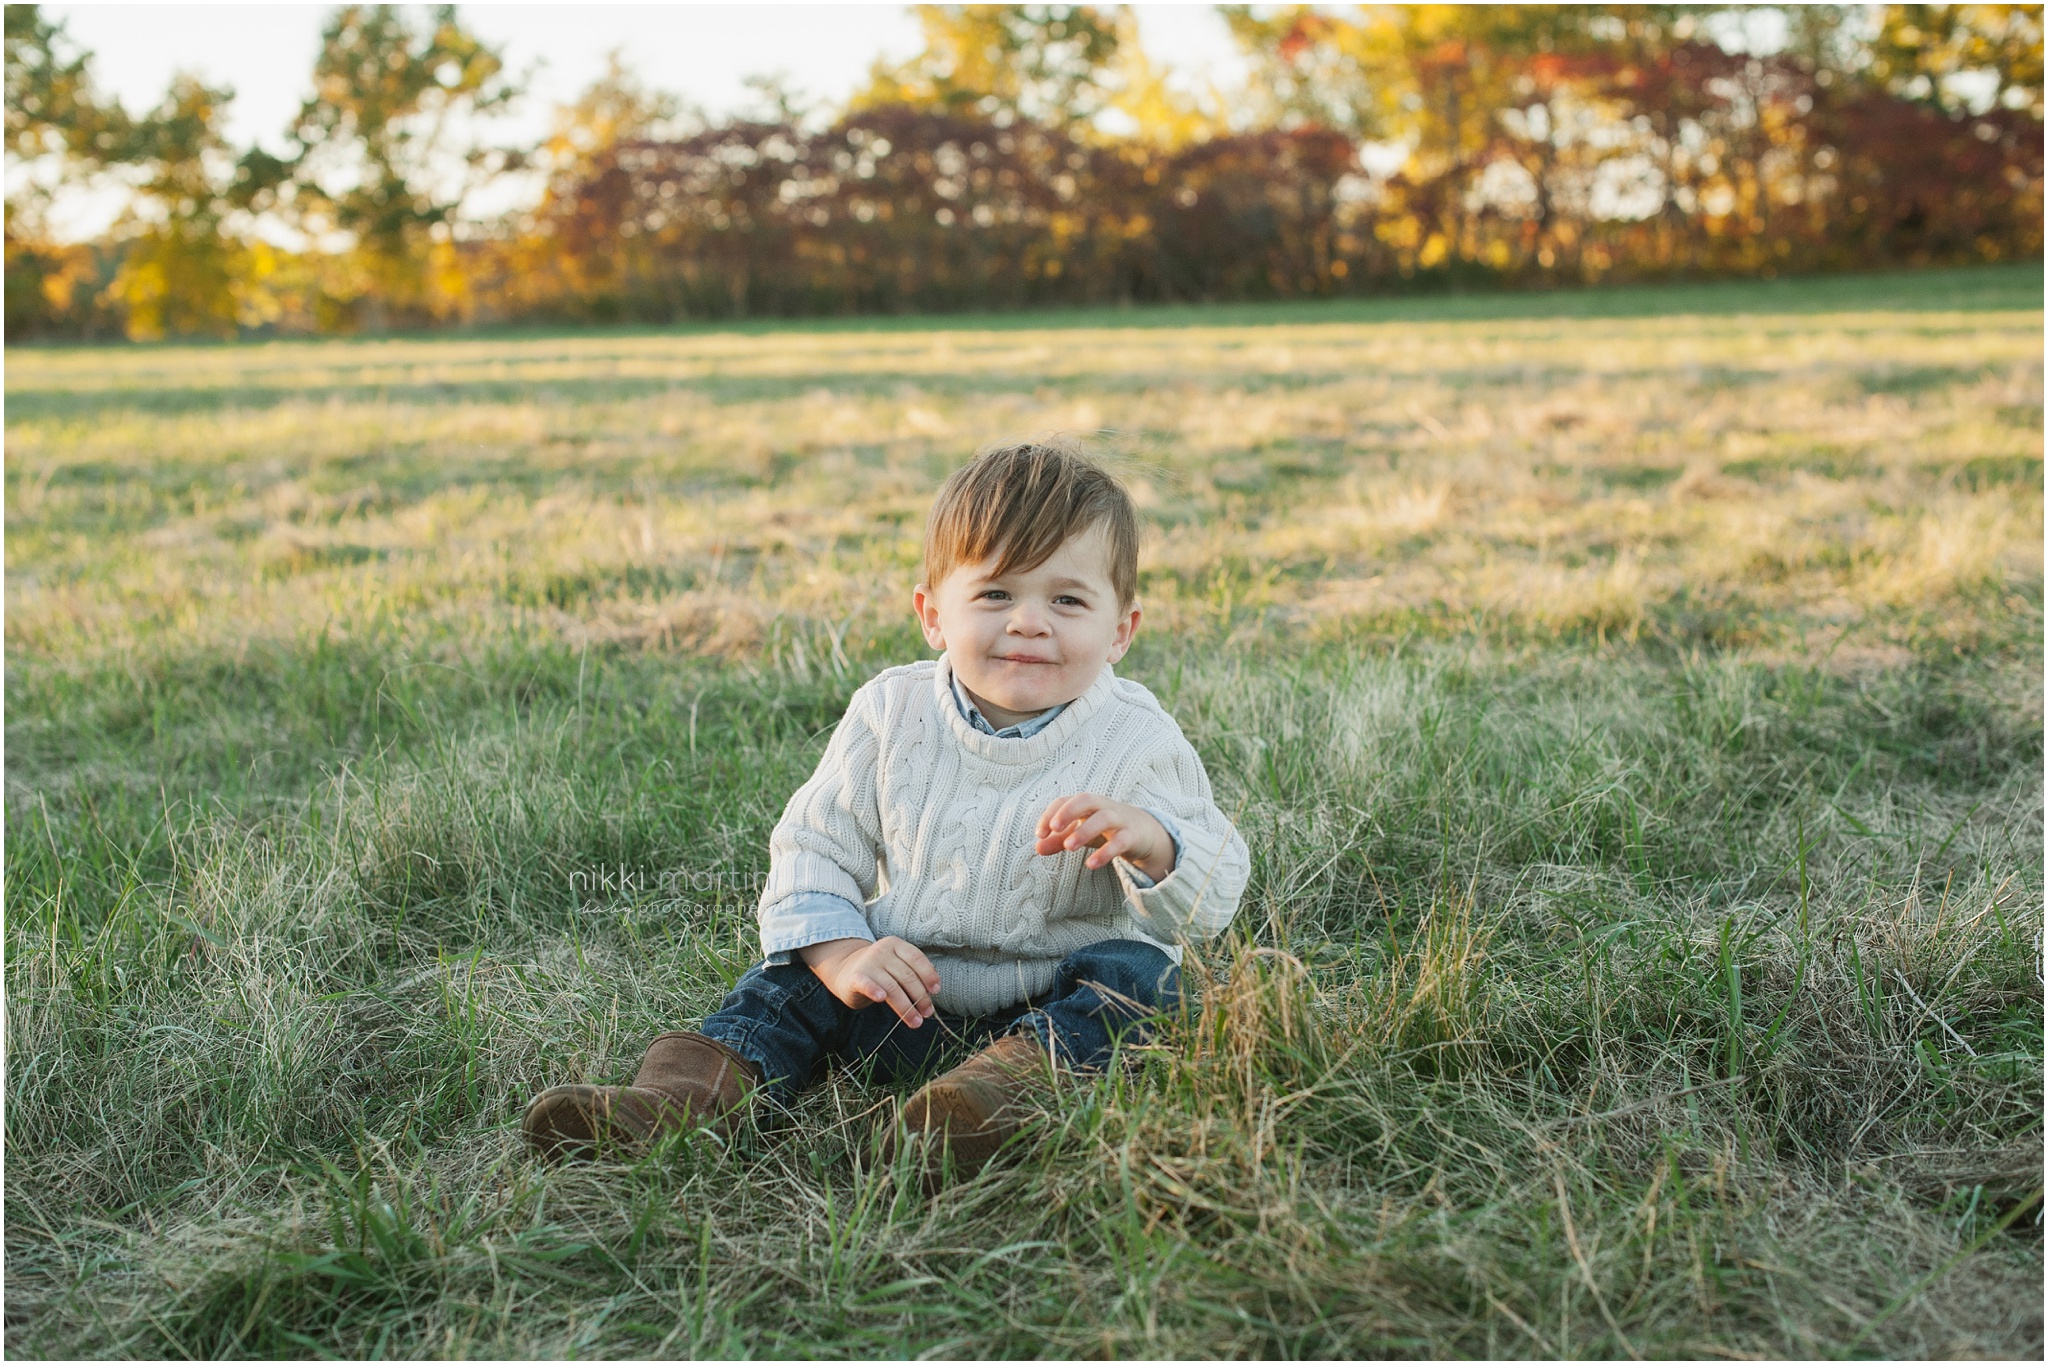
[8,266,2040,670]
[5,266,2041,1358]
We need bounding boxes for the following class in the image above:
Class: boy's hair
[924,438,1140,608]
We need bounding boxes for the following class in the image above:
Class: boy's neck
[961,683,1049,731]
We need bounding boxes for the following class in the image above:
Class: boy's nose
[1007,604,1050,634]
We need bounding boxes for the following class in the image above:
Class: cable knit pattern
[758,653,1251,1016]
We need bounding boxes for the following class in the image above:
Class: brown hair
[923,437,1140,607]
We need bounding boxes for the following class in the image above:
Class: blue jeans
[699,938,1180,1107]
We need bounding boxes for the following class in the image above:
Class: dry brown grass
[5,271,2041,1358]
[7,279,2039,671]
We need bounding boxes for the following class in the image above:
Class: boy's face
[913,524,1140,726]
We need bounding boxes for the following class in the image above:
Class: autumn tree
[498,56,689,320]
[1224,6,1634,272]
[1868,3,2044,115]
[859,5,1129,130]
[5,5,120,333]
[104,75,255,339]
[6,5,263,337]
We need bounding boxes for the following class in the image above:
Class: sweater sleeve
[1113,734,1250,943]
[756,685,886,955]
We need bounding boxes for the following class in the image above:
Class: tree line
[6,4,2041,340]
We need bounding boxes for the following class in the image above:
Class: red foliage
[495,49,2037,323]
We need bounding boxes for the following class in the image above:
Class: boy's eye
[974,588,1086,606]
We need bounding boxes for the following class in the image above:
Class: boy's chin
[968,679,1087,716]
[959,657,1109,716]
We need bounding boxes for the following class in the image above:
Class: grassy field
[5,264,2042,1359]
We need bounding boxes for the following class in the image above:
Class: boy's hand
[1035,794,1175,884]
[800,936,941,1028]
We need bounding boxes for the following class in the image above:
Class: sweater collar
[932,653,1116,764]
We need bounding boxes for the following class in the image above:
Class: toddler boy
[524,440,1250,1174]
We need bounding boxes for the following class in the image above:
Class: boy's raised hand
[800,936,941,1028]
[1035,793,1176,884]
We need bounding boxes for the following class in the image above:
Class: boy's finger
[1063,793,1105,823]
[895,941,943,992]
[877,976,922,1027]
[1040,793,1100,834]
[883,957,933,1013]
[1086,827,1135,869]
[1062,808,1120,850]
[1035,797,1069,836]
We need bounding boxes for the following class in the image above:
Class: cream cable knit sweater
[757,654,1251,1016]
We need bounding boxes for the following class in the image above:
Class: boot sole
[523,1084,679,1161]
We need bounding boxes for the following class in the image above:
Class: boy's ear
[1106,599,1141,664]
[912,582,947,650]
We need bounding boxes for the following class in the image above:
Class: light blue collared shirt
[758,667,1184,965]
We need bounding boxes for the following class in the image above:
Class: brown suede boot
[523,1031,759,1161]
[893,1032,1052,1181]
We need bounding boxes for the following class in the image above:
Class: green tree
[281,4,520,327]
[5,3,124,163]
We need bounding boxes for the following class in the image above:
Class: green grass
[6,269,2042,1358]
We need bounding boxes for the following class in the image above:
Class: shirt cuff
[760,892,874,966]
[1114,807,1186,890]
[1114,813,1239,942]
